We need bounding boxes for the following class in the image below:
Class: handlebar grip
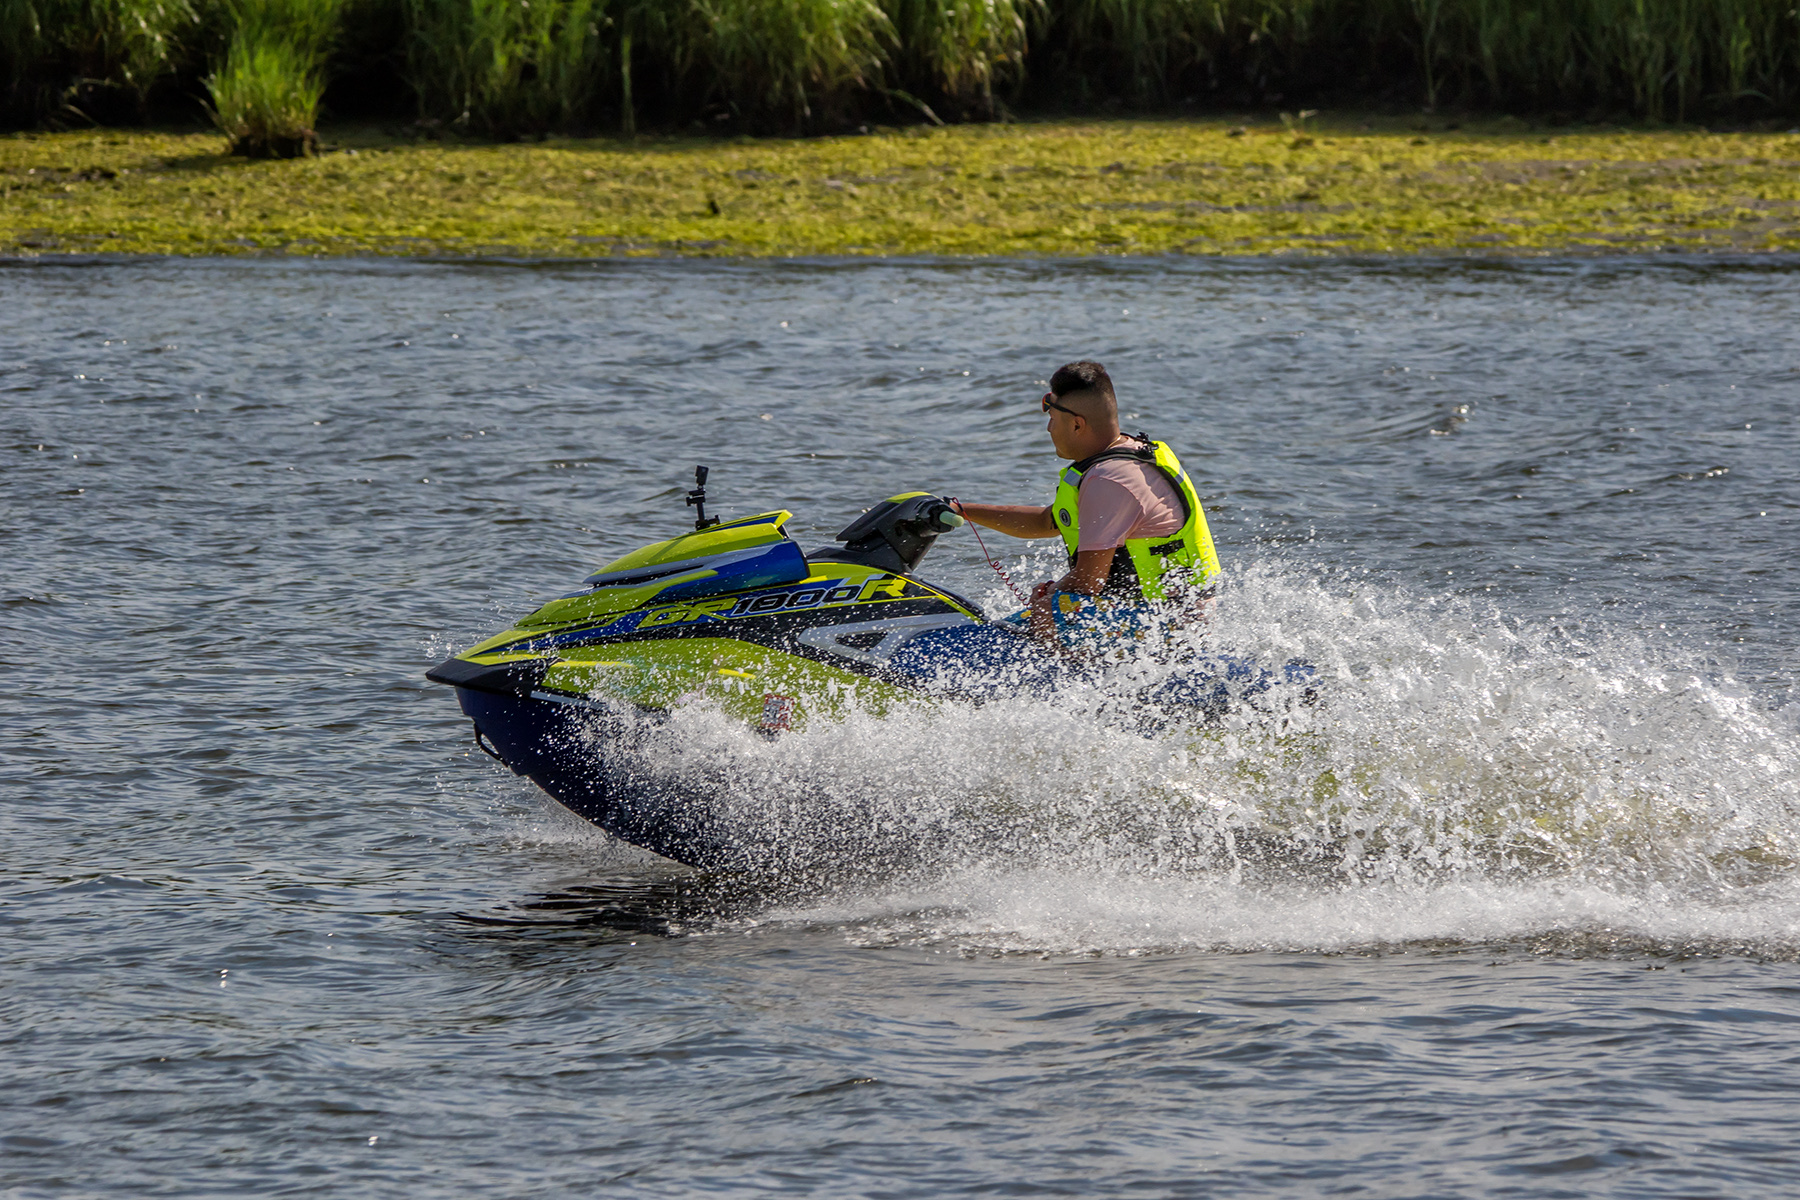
[928,500,966,532]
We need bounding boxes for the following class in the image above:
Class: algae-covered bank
[5,118,1799,257]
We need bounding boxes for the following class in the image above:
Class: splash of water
[774,868,1800,959]
[478,557,1800,952]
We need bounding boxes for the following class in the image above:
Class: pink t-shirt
[1075,438,1185,553]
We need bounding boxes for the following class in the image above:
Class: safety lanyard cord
[953,500,1030,608]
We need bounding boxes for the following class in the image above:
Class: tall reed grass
[2,0,198,123]
[403,0,607,135]
[4,0,1799,133]
[1031,0,1800,117]
[881,0,1039,118]
[401,0,893,134]
[613,0,684,133]
[1035,0,1339,106]
[206,0,342,154]
[690,0,892,128]
[1371,0,1800,117]
[207,33,324,153]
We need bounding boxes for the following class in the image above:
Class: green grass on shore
[4,116,1799,257]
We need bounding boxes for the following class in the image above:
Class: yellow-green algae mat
[4,117,1799,257]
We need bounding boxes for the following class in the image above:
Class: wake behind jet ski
[427,470,1315,871]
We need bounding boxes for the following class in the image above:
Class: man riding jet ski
[427,362,1312,871]
[950,360,1220,647]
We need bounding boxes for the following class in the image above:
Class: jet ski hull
[429,494,1318,871]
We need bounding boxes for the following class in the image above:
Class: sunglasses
[1041,392,1080,417]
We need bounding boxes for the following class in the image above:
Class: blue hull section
[457,687,972,874]
[456,688,745,869]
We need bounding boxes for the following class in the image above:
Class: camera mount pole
[686,465,719,531]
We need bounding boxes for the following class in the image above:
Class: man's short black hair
[1050,360,1115,404]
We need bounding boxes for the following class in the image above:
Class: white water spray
[485,557,1800,954]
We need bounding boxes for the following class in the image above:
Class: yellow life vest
[1052,436,1221,603]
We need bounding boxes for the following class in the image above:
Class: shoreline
[5,117,1798,258]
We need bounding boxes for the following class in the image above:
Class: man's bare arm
[1027,548,1119,640]
[1058,548,1116,596]
[948,500,1057,539]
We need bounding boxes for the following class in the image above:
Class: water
[4,255,1799,1197]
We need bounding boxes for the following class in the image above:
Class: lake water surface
[4,255,1800,1197]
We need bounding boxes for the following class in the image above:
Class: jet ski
[427,468,1315,871]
